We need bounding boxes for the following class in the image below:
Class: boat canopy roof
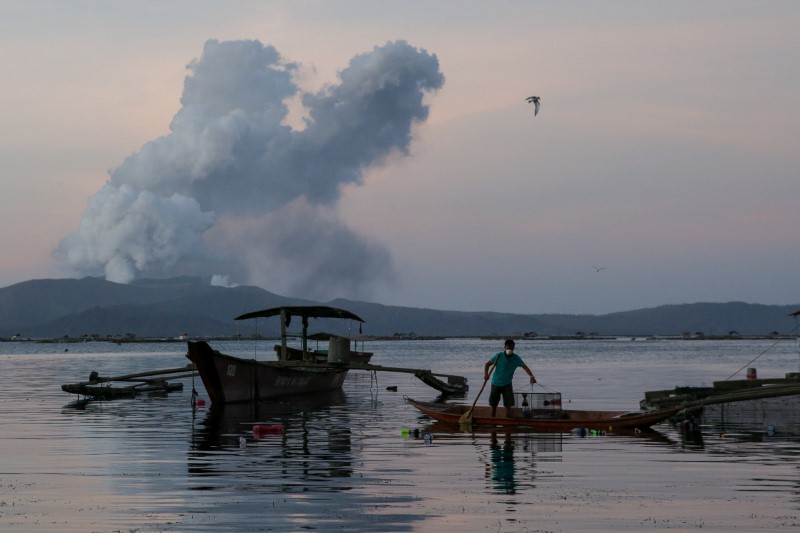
[234,305,365,323]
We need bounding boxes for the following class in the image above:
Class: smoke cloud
[56,39,444,299]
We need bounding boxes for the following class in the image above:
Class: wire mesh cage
[515,391,562,417]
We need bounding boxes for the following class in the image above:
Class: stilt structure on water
[641,373,800,411]
[644,309,800,412]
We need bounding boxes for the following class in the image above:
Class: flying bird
[525,95,541,116]
[592,265,606,273]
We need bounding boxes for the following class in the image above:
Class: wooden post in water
[790,309,800,376]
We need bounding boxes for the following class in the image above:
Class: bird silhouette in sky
[593,265,606,273]
[525,95,541,116]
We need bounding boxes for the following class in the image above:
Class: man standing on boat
[485,339,536,418]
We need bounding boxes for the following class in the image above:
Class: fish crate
[515,391,562,417]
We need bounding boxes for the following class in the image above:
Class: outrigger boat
[187,306,364,404]
[405,397,682,432]
[62,366,194,401]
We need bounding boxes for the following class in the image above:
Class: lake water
[1,338,799,532]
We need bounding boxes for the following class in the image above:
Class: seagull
[592,265,606,273]
[525,95,541,116]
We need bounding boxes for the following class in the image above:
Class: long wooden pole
[459,361,495,425]
[88,365,196,383]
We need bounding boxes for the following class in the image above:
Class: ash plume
[56,39,444,299]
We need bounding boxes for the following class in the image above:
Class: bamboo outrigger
[348,361,467,394]
[61,357,466,403]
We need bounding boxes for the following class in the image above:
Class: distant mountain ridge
[0,277,797,339]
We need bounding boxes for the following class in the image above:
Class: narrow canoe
[406,398,681,432]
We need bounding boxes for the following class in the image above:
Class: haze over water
[1,338,799,531]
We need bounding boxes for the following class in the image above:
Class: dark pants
[489,383,514,408]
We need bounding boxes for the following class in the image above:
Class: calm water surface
[1,338,798,532]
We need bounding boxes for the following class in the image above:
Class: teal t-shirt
[489,351,525,386]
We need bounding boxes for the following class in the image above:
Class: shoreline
[3,333,796,344]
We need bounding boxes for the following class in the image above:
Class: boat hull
[406,398,680,432]
[187,341,348,404]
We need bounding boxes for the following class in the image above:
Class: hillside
[0,277,797,339]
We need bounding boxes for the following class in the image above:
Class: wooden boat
[405,398,682,432]
[186,305,365,404]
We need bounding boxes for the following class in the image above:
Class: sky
[2,1,799,315]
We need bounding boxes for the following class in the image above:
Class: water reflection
[474,430,562,495]
[701,396,800,438]
[669,396,800,451]
[489,432,517,494]
[190,390,355,487]
[5,341,800,532]
[185,389,432,531]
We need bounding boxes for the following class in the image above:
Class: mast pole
[280,308,287,361]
